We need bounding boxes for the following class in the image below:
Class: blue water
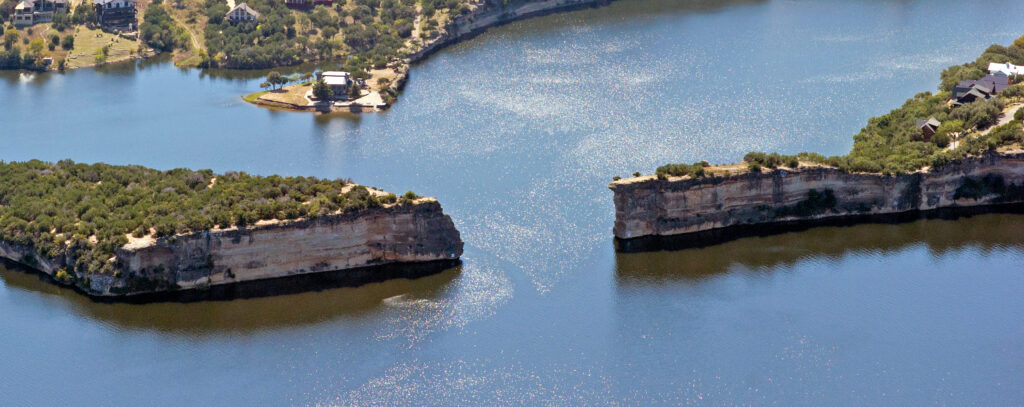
[2,0,1023,405]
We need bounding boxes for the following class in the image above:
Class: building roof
[916,118,940,130]
[323,77,350,86]
[94,0,135,5]
[989,62,1024,76]
[227,2,260,18]
[965,87,990,100]
[321,71,350,78]
[956,74,1009,97]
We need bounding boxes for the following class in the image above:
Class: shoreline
[245,0,611,114]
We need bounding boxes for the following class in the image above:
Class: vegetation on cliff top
[654,35,1024,179]
[199,0,473,71]
[0,160,412,276]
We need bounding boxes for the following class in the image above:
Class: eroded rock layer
[610,152,1024,243]
[2,200,463,299]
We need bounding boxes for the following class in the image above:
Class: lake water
[2,0,1024,405]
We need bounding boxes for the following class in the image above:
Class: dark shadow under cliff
[615,211,1024,284]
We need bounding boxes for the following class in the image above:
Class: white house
[988,62,1024,76]
[13,0,69,27]
[225,2,260,22]
[319,71,352,99]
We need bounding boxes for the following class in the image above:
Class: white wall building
[988,62,1024,76]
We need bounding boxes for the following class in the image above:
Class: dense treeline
[656,34,1024,179]
[140,3,191,52]
[0,160,411,276]
[202,0,471,71]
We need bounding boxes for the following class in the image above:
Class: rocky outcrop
[610,152,1024,247]
[391,0,608,92]
[409,0,608,63]
[2,199,463,300]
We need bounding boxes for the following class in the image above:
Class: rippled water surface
[3,0,1024,405]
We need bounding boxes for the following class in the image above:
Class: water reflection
[0,262,461,334]
[615,213,1024,283]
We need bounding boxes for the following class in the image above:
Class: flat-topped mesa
[0,161,463,300]
[2,198,462,299]
[610,151,1024,247]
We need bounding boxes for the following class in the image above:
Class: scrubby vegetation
[201,0,473,70]
[653,34,1024,178]
[656,161,710,179]
[140,3,191,52]
[0,160,415,276]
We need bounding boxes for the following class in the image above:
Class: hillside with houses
[654,35,1024,179]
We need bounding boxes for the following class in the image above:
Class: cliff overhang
[610,151,1024,251]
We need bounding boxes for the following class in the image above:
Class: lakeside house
[318,71,351,99]
[94,0,137,30]
[285,0,332,9]
[988,62,1024,76]
[226,2,260,22]
[12,0,69,27]
[952,74,1008,106]
[915,117,941,141]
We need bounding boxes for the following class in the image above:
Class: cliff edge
[1,199,463,300]
[610,151,1024,247]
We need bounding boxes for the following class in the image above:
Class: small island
[0,160,463,301]
[610,35,1024,250]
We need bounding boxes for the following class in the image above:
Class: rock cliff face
[408,0,607,64]
[2,199,463,300]
[610,152,1024,244]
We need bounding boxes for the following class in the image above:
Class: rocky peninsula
[611,151,1024,250]
[611,34,1024,250]
[0,160,463,301]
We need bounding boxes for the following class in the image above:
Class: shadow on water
[0,261,462,334]
[615,213,1024,284]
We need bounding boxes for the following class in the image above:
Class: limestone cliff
[409,0,608,63]
[2,199,463,300]
[610,152,1024,245]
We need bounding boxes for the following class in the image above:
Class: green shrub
[656,162,708,178]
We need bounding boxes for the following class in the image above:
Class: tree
[933,119,965,148]
[71,3,95,24]
[266,71,281,89]
[27,38,44,53]
[4,28,18,50]
[312,77,332,100]
[348,81,361,100]
[266,71,287,90]
[940,65,985,92]
[60,34,73,50]
[1014,34,1024,50]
